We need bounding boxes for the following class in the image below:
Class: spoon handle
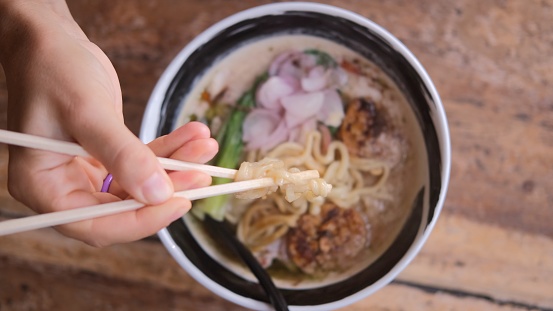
[204,215,289,311]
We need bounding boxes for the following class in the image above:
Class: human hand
[0,0,218,246]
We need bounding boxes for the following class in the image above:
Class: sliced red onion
[256,76,296,111]
[287,117,317,144]
[253,238,284,268]
[281,92,325,128]
[301,66,328,92]
[288,125,300,143]
[279,74,301,91]
[317,90,344,127]
[299,117,317,141]
[299,53,317,69]
[243,50,347,151]
[269,51,296,76]
[277,60,302,79]
[243,109,281,149]
[260,120,289,152]
[243,109,290,151]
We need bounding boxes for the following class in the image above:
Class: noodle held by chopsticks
[234,157,332,203]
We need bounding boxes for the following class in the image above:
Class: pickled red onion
[243,50,347,151]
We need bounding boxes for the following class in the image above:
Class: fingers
[8,154,102,214]
[94,125,173,205]
[65,101,173,205]
[85,197,190,246]
[103,123,218,198]
[147,122,217,161]
[148,122,218,177]
[169,170,212,192]
[57,195,191,247]
[41,38,172,206]
[1,12,217,247]
[168,138,219,165]
[55,169,214,247]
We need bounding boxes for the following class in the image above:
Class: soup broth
[177,35,428,289]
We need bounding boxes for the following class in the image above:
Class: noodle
[236,202,299,251]
[231,130,390,250]
[234,158,332,202]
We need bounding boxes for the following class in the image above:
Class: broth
[177,35,428,289]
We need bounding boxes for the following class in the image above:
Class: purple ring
[101,173,113,193]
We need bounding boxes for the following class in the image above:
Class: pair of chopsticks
[0,129,238,179]
[0,129,316,236]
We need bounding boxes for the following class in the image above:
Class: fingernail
[141,171,173,204]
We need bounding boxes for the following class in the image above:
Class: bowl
[140,2,450,310]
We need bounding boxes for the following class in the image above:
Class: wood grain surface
[1,1,552,310]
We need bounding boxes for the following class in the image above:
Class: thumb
[70,112,173,205]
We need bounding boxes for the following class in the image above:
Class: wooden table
[1,1,552,310]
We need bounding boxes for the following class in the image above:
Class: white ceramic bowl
[140,2,450,310]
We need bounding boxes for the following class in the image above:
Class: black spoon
[203,215,289,311]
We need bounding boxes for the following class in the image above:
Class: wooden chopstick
[0,177,277,236]
[0,128,322,236]
[0,170,320,236]
[0,129,237,179]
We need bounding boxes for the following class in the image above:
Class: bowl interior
[143,5,446,309]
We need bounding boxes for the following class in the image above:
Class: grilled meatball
[286,203,368,275]
[339,98,405,167]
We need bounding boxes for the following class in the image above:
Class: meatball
[339,98,405,167]
[286,203,369,275]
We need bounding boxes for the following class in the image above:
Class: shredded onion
[281,92,324,128]
[243,50,348,151]
[256,76,296,110]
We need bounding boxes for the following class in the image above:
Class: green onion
[304,49,337,68]
[193,73,268,221]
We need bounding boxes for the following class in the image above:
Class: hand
[0,0,218,246]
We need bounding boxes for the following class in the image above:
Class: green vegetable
[205,104,231,126]
[304,49,337,68]
[327,125,339,136]
[192,73,268,221]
